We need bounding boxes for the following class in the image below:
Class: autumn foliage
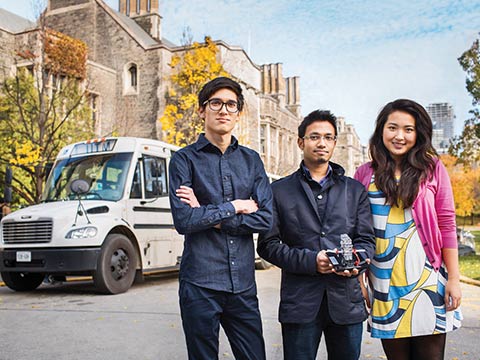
[441,155,480,218]
[160,36,229,146]
[45,30,88,79]
[0,26,93,205]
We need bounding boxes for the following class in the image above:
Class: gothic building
[0,0,366,176]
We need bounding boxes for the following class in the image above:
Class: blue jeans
[282,297,363,360]
[179,281,266,360]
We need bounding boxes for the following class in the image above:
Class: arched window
[124,62,139,95]
[129,65,137,88]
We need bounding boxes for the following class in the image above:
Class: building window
[260,124,266,155]
[129,65,137,88]
[90,93,99,124]
[124,62,139,95]
[279,133,283,160]
[270,125,278,158]
[288,136,294,163]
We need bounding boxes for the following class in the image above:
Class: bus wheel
[1,272,44,291]
[94,234,137,294]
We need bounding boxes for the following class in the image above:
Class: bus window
[143,156,167,198]
[130,162,142,199]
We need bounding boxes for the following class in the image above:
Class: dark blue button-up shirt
[169,134,273,293]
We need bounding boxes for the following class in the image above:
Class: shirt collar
[194,133,239,152]
[301,162,332,187]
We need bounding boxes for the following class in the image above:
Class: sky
[2,0,480,144]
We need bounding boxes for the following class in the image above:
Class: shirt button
[226,212,231,216]
[230,240,233,244]
[231,261,235,265]
[321,232,326,237]
[317,195,323,200]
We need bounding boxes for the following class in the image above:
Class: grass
[459,230,480,281]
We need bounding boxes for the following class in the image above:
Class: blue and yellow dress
[366,176,462,339]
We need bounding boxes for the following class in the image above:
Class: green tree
[159,36,229,146]
[449,36,480,164]
[0,22,93,205]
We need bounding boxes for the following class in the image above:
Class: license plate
[16,251,31,262]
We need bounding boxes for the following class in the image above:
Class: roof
[113,10,160,48]
[94,0,177,49]
[112,10,178,48]
[0,8,36,33]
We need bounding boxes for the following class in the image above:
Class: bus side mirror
[70,179,90,195]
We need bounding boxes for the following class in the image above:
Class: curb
[460,275,480,287]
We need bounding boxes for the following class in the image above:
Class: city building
[427,102,455,153]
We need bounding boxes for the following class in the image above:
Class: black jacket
[257,162,375,324]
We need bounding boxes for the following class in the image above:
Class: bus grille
[2,220,53,244]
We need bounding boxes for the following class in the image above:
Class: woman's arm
[442,247,462,311]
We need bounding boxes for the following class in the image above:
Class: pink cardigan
[354,160,457,271]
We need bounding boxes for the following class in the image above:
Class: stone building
[330,117,368,176]
[0,0,366,176]
[0,0,302,175]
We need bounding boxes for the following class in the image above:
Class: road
[0,267,479,360]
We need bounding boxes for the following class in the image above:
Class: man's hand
[333,267,359,277]
[317,250,362,277]
[231,199,258,214]
[316,250,334,274]
[176,186,200,208]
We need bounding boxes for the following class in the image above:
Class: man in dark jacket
[257,109,375,360]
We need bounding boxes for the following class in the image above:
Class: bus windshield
[42,152,133,202]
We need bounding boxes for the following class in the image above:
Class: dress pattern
[366,176,462,339]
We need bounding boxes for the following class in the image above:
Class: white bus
[0,137,183,294]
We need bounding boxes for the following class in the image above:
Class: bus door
[127,155,176,269]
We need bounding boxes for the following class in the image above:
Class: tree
[449,36,480,164]
[0,18,93,205]
[159,36,229,146]
[442,154,480,221]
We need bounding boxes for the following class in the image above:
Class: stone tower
[119,0,162,41]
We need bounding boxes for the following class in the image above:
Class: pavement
[0,267,479,360]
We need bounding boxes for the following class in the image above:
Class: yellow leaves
[179,94,197,111]
[9,141,42,172]
[169,55,180,68]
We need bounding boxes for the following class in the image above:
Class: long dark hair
[369,99,437,208]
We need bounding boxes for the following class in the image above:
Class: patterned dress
[366,176,462,339]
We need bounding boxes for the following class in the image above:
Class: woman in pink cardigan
[354,99,462,360]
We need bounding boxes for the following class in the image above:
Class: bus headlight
[66,226,98,239]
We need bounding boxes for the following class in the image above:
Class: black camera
[325,234,369,272]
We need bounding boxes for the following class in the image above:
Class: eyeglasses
[302,134,337,143]
[203,98,239,113]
